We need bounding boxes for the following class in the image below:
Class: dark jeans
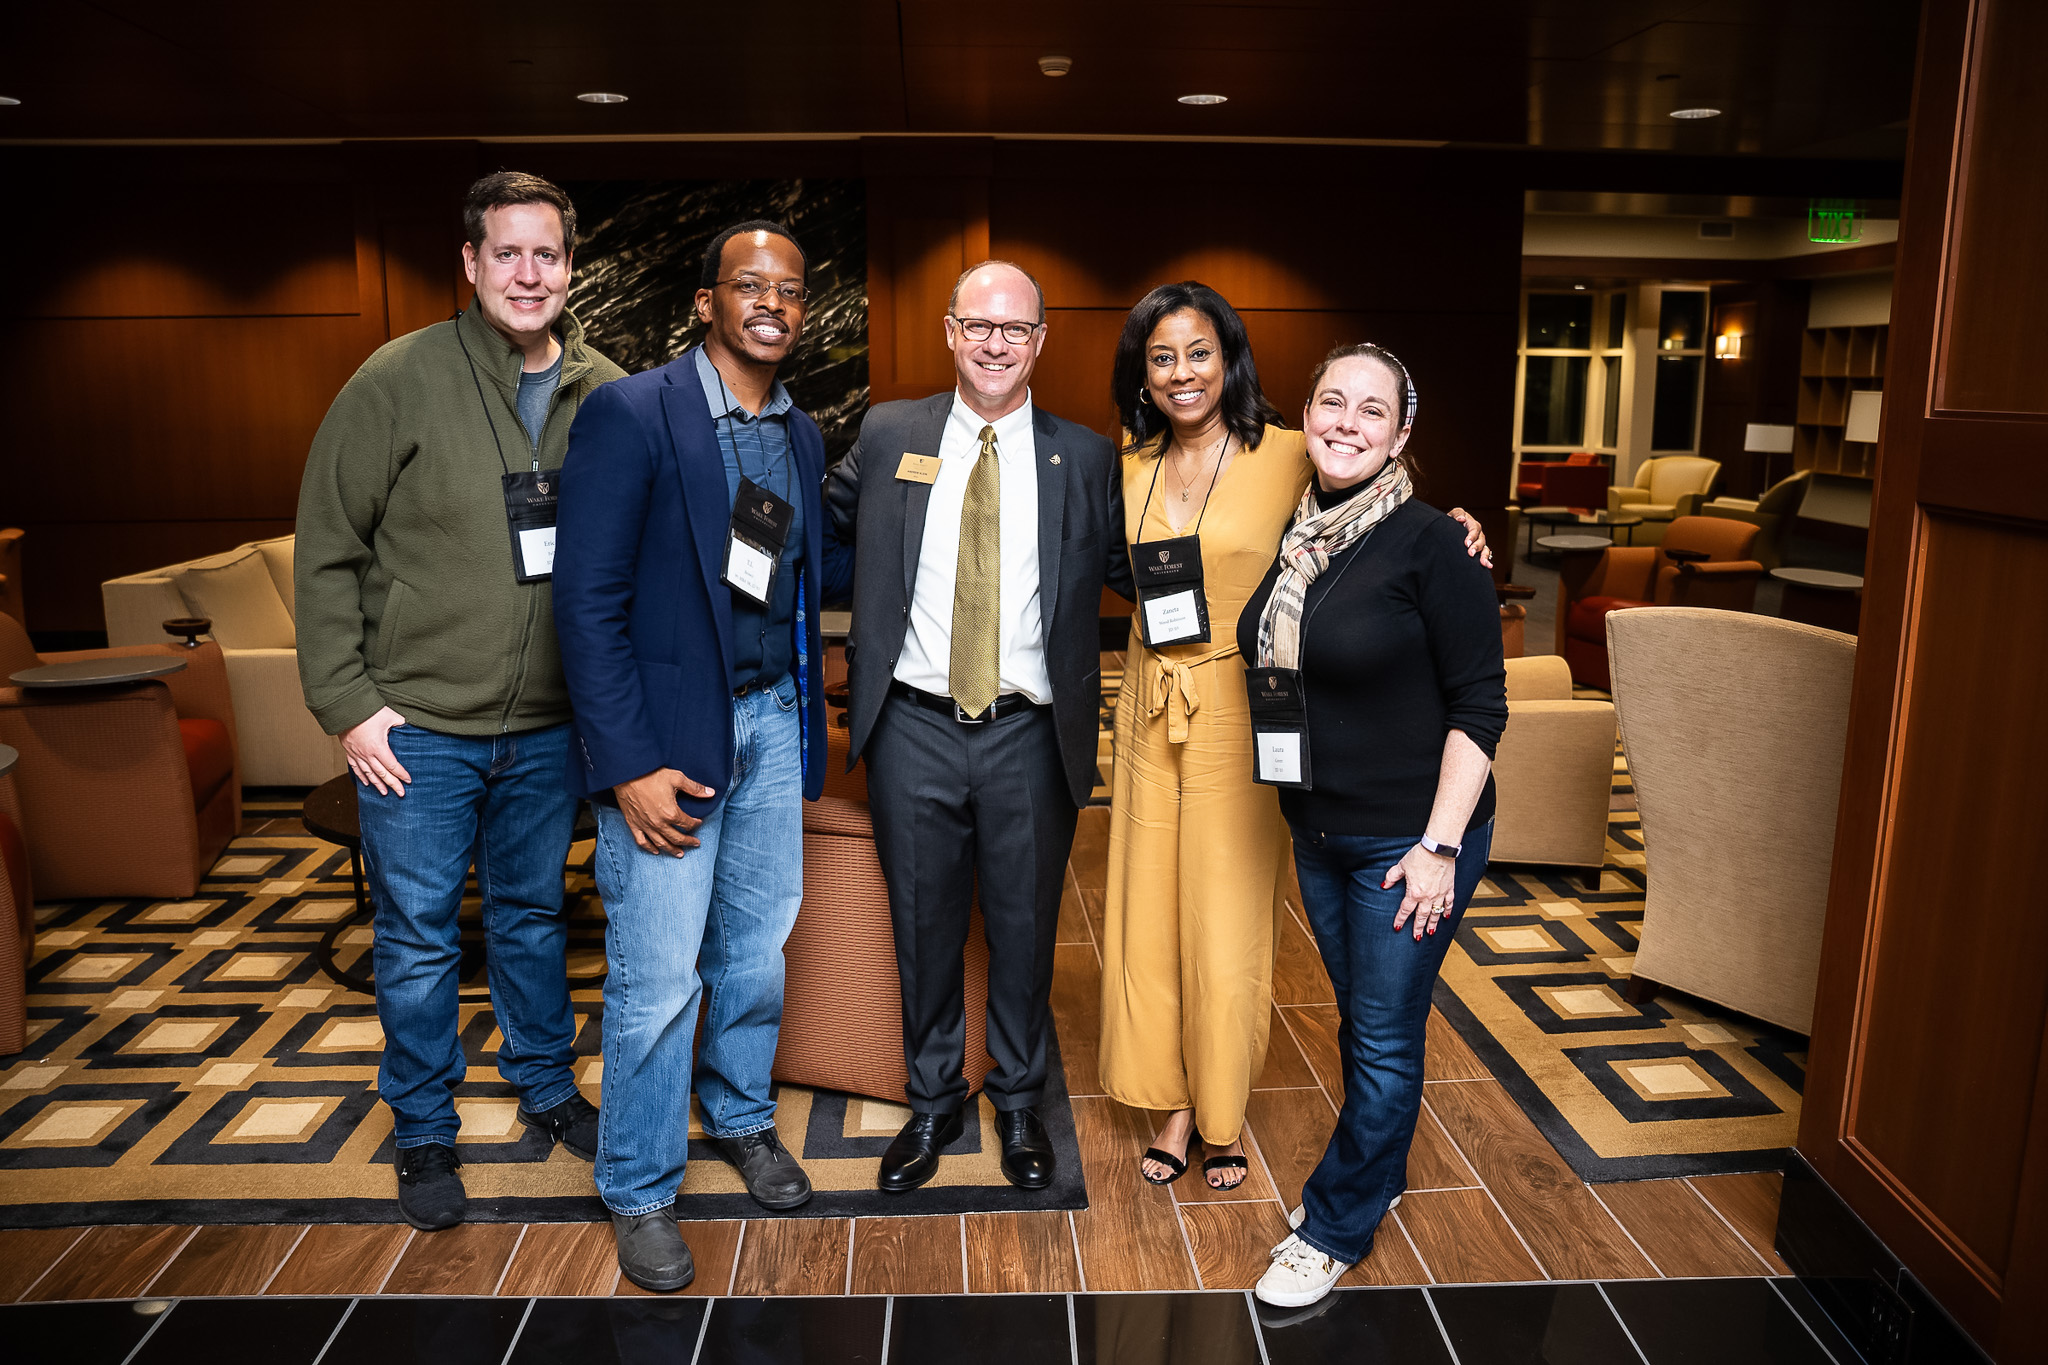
[355,722,581,1147]
[1288,819,1494,1265]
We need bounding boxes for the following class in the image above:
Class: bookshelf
[1795,324,1887,478]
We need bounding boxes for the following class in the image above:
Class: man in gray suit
[824,260,1131,1192]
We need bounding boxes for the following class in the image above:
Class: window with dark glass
[1607,293,1628,349]
[1527,294,1594,349]
[1651,355,1703,450]
[1521,355,1590,447]
[1657,291,1706,352]
[1601,355,1623,447]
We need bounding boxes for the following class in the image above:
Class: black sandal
[1203,1153,1250,1190]
[1140,1147,1188,1186]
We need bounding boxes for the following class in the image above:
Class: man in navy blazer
[554,222,831,1293]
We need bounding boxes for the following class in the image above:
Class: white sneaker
[1255,1233,1350,1308]
[1285,1192,1400,1232]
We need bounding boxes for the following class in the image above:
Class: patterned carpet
[0,794,1085,1227]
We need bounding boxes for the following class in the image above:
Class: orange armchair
[0,613,241,901]
[1559,516,1762,691]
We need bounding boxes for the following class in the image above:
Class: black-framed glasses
[950,315,1042,345]
[716,276,810,304]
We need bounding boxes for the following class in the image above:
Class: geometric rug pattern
[0,794,1085,1228]
[1434,740,1806,1182]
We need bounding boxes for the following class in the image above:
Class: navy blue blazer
[554,352,829,811]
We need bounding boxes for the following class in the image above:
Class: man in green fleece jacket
[295,171,625,1231]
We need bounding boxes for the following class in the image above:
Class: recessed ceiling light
[0,96,19,106]
[1038,55,1072,77]
[1670,107,1722,120]
[576,92,628,104]
[1178,93,1227,106]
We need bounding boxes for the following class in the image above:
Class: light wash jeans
[592,675,804,1215]
[355,722,582,1148]
[1287,819,1495,1265]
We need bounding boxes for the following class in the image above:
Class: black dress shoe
[716,1129,813,1210]
[997,1107,1055,1190]
[878,1109,965,1192]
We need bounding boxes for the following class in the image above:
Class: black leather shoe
[878,1108,965,1192]
[716,1129,813,1210]
[997,1108,1055,1190]
[518,1092,600,1162]
[612,1208,695,1293]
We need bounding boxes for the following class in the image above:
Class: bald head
[949,259,1044,322]
[945,259,1048,422]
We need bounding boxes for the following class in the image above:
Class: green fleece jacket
[295,301,626,737]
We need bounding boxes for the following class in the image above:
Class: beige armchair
[1605,607,1855,1034]
[103,536,343,787]
[1701,471,1810,571]
[1608,456,1721,545]
[1489,656,1616,884]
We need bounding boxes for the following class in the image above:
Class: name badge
[1130,534,1210,647]
[1245,666,1312,789]
[896,452,941,484]
[722,476,794,607]
[502,469,560,584]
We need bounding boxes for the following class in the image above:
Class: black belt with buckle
[890,680,1041,724]
[733,676,779,700]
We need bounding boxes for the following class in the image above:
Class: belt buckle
[953,699,988,724]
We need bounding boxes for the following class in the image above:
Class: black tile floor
[3,1280,1870,1365]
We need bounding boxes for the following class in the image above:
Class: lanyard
[1137,432,1230,540]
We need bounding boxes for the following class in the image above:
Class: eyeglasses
[716,276,810,304]
[950,315,1043,345]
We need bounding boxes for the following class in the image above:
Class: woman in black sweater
[1237,343,1507,1310]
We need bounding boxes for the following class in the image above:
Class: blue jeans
[355,722,582,1148]
[592,675,804,1215]
[1288,819,1494,1265]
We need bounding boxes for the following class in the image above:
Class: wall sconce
[1714,332,1745,359]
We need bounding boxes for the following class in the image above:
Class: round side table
[1772,567,1865,635]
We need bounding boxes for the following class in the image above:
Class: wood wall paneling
[1799,0,2048,1356]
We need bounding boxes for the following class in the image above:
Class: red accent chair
[1560,516,1764,692]
[1517,453,1604,506]
[0,612,241,901]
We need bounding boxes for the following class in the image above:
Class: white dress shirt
[892,390,1051,705]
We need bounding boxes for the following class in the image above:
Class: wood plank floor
[6,804,1796,1302]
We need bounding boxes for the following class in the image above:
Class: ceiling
[0,0,1921,158]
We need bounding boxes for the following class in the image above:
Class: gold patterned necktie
[949,424,1002,718]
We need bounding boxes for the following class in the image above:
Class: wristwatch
[1419,834,1461,859]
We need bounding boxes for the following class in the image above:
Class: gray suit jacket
[823,392,1133,807]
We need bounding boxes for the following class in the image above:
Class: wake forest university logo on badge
[1266,676,1279,691]
[762,500,774,516]
[1158,550,1172,564]
[537,479,551,495]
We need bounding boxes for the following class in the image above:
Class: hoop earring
[1138,389,1151,406]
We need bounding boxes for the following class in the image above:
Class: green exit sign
[1809,198,1864,244]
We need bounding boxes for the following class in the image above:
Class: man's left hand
[1447,508,1494,570]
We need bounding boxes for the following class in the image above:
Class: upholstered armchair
[1701,470,1810,571]
[1489,656,1616,882]
[102,536,344,788]
[1606,607,1856,1033]
[0,613,241,900]
[0,528,24,626]
[1608,456,1721,544]
[1516,452,1605,506]
[1559,516,1763,691]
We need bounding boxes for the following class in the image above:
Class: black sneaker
[396,1142,465,1231]
[518,1092,600,1161]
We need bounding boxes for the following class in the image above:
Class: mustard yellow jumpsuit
[1099,426,1311,1145]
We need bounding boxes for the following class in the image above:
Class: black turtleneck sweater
[1236,496,1507,837]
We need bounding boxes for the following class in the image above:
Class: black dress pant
[864,691,1079,1113]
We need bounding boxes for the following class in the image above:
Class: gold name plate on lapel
[895,453,941,484]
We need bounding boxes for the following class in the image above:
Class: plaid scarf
[1256,459,1413,669]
